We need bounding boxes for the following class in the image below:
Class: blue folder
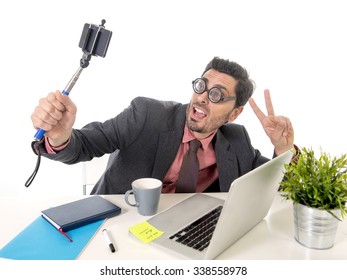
[0,216,104,260]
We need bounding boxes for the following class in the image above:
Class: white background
[1,0,346,196]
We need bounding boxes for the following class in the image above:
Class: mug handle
[125,190,138,207]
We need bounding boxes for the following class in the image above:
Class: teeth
[195,108,204,114]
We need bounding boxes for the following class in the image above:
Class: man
[31,57,294,194]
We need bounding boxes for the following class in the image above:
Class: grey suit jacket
[41,97,269,194]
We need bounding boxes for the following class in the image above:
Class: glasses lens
[193,79,206,94]
[208,88,222,103]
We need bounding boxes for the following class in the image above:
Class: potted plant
[279,147,347,249]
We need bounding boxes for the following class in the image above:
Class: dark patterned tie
[175,139,201,193]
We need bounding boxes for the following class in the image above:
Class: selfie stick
[26,20,112,188]
[33,20,108,141]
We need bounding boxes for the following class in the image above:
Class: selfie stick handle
[33,67,84,141]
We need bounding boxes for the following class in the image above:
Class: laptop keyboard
[169,205,223,251]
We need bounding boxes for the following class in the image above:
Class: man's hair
[203,57,255,107]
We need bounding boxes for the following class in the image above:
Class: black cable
[25,140,42,187]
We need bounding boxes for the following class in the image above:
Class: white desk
[1,193,346,259]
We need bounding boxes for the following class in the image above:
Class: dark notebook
[41,196,121,232]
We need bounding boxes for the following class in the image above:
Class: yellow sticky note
[129,221,164,243]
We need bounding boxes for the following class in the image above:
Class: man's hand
[31,90,77,147]
[248,89,294,155]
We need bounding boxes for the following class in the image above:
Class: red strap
[59,228,73,242]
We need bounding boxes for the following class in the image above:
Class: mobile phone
[78,22,112,57]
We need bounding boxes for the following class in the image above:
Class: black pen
[102,228,116,253]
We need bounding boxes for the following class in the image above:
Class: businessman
[31,57,294,194]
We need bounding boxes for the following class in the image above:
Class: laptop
[146,149,294,259]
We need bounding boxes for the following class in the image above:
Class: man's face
[186,69,244,139]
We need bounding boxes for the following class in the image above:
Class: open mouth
[193,106,207,119]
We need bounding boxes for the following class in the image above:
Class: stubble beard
[186,103,234,135]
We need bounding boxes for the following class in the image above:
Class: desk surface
[1,193,346,259]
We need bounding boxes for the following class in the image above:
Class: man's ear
[228,106,244,122]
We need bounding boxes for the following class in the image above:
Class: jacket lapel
[214,130,239,192]
[151,104,187,180]
[151,130,183,179]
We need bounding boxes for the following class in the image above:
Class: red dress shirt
[162,125,218,193]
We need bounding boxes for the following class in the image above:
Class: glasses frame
[192,78,237,103]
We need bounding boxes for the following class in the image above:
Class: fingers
[279,117,294,139]
[264,89,275,116]
[31,106,60,129]
[31,91,76,131]
[47,91,66,110]
[273,116,295,155]
[249,97,266,122]
[285,117,294,139]
[32,93,58,130]
[249,89,295,154]
[54,90,77,113]
[42,91,65,118]
[273,116,289,136]
[249,89,276,122]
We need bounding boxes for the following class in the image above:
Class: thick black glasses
[192,78,237,103]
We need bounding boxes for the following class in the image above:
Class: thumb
[55,90,77,114]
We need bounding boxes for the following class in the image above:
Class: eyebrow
[202,77,231,95]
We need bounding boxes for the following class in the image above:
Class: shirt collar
[182,124,217,150]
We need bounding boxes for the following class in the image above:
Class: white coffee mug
[124,178,162,216]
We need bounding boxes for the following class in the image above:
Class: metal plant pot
[293,203,340,249]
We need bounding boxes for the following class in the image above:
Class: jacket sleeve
[34,96,151,164]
